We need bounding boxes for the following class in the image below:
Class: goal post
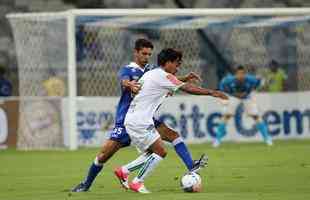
[7,11,78,150]
[67,11,78,150]
[6,8,310,149]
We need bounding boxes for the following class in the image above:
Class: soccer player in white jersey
[122,48,228,193]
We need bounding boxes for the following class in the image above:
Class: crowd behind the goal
[0,0,309,97]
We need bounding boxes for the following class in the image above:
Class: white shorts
[125,123,160,152]
[221,95,259,116]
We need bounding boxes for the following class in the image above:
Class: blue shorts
[109,125,131,147]
[153,118,164,128]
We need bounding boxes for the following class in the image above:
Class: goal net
[7,9,310,149]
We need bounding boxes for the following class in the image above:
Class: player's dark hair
[134,38,154,51]
[234,65,245,73]
[157,48,183,66]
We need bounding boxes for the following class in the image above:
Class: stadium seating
[1,0,310,96]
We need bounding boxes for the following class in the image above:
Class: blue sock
[216,122,226,142]
[173,138,194,170]
[83,158,103,188]
[256,122,270,142]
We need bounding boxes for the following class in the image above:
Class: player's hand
[185,72,202,83]
[211,90,229,100]
[128,80,141,94]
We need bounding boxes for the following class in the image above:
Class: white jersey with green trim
[125,67,184,127]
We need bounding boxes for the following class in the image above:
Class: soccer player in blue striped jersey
[213,65,273,147]
[71,38,206,192]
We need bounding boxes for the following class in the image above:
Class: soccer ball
[180,172,202,192]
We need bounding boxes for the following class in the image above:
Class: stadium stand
[1,0,310,96]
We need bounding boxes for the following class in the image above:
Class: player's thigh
[156,123,179,142]
[109,126,131,147]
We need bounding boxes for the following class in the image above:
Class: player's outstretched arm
[177,72,202,83]
[180,83,228,100]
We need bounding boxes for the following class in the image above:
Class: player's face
[235,69,246,82]
[165,59,182,75]
[134,47,153,67]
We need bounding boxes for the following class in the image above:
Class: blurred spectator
[42,76,66,96]
[0,64,12,97]
[264,60,287,92]
[76,25,104,62]
[76,25,86,62]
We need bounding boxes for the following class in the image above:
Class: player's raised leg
[156,122,207,171]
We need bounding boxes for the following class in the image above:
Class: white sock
[172,137,183,146]
[133,153,163,183]
[123,152,151,173]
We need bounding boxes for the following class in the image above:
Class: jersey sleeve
[249,75,261,89]
[219,79,226,91]
[117,67,131,81]
[219,77,231,93]
[159,73,185,92]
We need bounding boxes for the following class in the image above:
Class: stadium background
[1,0,310,97]
[0,1,310,200]
[1,0,310,149]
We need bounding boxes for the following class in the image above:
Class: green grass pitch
[1,140,310,200]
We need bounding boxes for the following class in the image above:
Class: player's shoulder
[143,68,169,83]
[120,63,135,71]
[119,63,143,74]
[118,64,131,72]
[245,74,259,82]
[145,64,159,72]
[221,74,234,83]
[144,67,162,77]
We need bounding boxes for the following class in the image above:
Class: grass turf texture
[1,140,310,200]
